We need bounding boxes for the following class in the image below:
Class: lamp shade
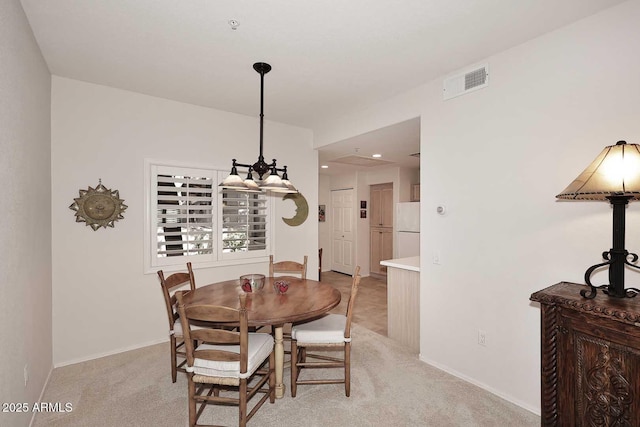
[557,141,640,201]
[242,169,261,192]
[219,173,247,190]
[268,182,298,194]
[259,173,291,192]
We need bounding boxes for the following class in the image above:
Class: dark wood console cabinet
[531,282,640,426]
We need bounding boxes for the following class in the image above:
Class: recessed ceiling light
[321,165,329,169]
[372,154,382,158]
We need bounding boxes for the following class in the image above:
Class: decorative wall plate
[69,179,127,230]
[282,192,309,226]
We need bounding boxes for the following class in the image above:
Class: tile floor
[322,270,388,337]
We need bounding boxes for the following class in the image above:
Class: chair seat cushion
[172,318,206,336]
[190,333,274,379]
[292,314,347,344]
[172,318,185,336]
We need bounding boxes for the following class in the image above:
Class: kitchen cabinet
[370,183,393,276]
[530,282,640,426]
[370,228,393,275]
[380,256,420,354]
[370,183,393,228]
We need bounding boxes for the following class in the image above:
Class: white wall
[0,1,52,426]
[51,77,316,365]
[312,0,640,414]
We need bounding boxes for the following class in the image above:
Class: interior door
[331,189,354,275]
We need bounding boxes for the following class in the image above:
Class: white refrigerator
[396,202,420,258]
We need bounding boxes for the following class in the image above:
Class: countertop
[380,256,420,272]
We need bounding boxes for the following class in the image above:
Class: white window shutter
[221,189,268,253]
[151,165,214,265]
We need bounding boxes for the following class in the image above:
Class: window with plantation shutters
[145,161,271,272]
[222,190,267,252]
[151,165,214,265]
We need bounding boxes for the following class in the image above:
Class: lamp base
[580,283,640,299]
[582,249,640,299]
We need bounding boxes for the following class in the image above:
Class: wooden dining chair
[157,262,196,383]
[269,255,308,279]
[290,266,361,397]
[175,291,275,427]
[268,254,309,342]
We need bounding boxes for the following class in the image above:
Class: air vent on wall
[443,63,489,100]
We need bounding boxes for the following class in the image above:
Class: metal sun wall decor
[69,179,127,230]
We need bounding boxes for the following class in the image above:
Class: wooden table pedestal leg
[274,325,285,398]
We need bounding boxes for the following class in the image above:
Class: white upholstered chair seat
[171,318,185,336]
[172,318,210,336]
[291,314,348,344]
[189,333,274,379]
[175,291,275,426]
[291,266,361,398]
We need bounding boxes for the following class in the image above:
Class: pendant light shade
[243,168,260,192]
[274,168,297,193]
[219,162,247,190]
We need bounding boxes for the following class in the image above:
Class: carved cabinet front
[531,282,640,426]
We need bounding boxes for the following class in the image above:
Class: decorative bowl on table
[273,280,290,294]
[240,274,265,292]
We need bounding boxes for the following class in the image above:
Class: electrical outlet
[478,330,487,347]
[24,364,29,386]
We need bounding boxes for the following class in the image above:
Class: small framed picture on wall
[360,200,367,209]
[319,205,326,222]
[360,209,367,218]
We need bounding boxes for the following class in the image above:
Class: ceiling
[318,118,420,175]
[20,0,625,174]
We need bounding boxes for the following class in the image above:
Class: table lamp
[557,140,640,299]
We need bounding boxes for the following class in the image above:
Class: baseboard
[418,354,541,416]
[29,365,53,427]
[54,337,168,368]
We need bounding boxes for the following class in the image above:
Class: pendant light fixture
[219,62,297,194]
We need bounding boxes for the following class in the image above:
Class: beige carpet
[33,324,539,426]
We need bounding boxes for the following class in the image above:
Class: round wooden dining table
[181,276,341,398]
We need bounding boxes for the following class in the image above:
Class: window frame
[144,159,272,274]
